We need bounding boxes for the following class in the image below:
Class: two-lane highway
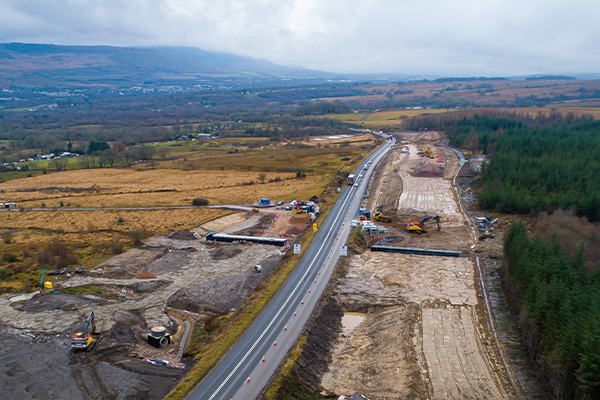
[188,135,395,400]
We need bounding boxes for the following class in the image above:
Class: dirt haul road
[319,138,519,399]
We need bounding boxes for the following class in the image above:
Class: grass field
[321,108,457,129]
[322,113,366,121]
[0,140,375,293]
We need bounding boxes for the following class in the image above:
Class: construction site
[0,130,538,400]
[0,203,315,398]
[290,130,533,400]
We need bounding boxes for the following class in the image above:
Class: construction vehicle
[407,215,441,233]
[359,208,371,221]
[423,147,435,159]
[71,311,97,351]
[372,211,391,223]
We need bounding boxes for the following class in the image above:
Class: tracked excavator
[71,311,97,351]
[407,215,441,233]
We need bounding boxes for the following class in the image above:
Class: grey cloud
[0,0,598,76]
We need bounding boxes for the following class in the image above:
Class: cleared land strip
[423,306,503,400]
[319,141,515,399]
[398,172,460,217]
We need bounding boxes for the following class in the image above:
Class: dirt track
[317,134,519,399]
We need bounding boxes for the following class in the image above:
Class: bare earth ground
[319,133,518,400]
[0,211,308,399]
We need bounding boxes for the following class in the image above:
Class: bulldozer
[372,211,392,223]
[407,215,441,234]
[71,311,97,351]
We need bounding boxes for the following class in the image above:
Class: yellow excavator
[71,311,97,351]
[407,215,441,234]
[423,147,435,159]
[372,211,392,223]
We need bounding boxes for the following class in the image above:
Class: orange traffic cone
[284,325,287,331]
[247,376,251,383]
[273,341,277,346]
[301,299,304,304]
[293,311,297,316]
[261,355,265,362]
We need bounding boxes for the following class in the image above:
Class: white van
[351,220,359,228]
[362,220,375,229]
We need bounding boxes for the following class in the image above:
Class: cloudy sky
[1,0,598,76]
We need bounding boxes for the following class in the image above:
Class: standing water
[341,312,365,336]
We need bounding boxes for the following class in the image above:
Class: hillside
[0,43,331,88]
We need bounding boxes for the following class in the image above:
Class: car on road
[277,201,284,205]
[351,220,359,228]
[354,182,359,187]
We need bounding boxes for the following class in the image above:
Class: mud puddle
[341,312,365,336]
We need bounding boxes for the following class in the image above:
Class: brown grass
[0,139,376,293]
[0,169,314,208]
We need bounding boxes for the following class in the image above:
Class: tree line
[504,222,600,399]
[427,113,600,222]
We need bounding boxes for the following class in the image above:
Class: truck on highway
[347,174,355,185]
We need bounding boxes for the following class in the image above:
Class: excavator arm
[419,215,441,230]
[83,311,95,335]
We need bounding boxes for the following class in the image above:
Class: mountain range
[0,43,335,89]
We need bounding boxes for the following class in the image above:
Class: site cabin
[347,174,355,185]
[1,202,16,208]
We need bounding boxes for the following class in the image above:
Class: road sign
[340,246,347,256]
[294,244,301,254]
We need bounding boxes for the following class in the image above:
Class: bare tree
[50,157,68,171]
[156,147,168,159]
[257,173,267,183]
[78,156,96,169]
[137,146,155,162]
[99,149,120,167]
[123,149,137,167]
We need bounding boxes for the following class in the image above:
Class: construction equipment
[475,216,497,239]
[407,215,441,234]
[475,216,497,231]
[359,208,371,221]
[71,311,96,351]
[423,147,435,159]
[372,211,392,223]
[142,326,173,349]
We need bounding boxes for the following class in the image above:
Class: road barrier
[371,245,463,257]
[205,232,287,247]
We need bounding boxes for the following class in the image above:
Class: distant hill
[0,43,333,89]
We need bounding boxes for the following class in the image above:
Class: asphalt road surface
[187,135,395,400]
